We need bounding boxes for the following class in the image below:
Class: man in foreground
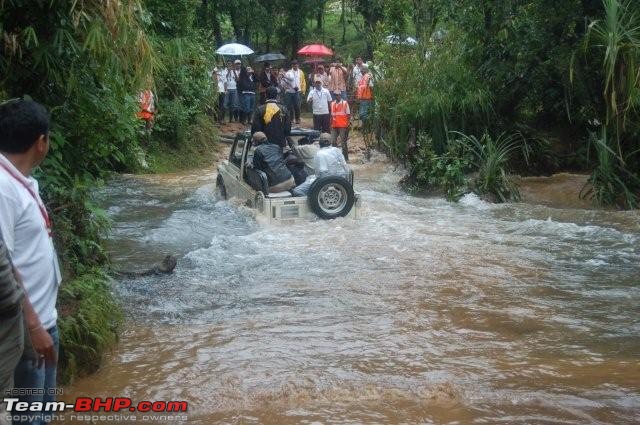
[0,99,62,425]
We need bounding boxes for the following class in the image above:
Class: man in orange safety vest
[136,89,156,130]
[330,91,351,161]
[355,64,373,124]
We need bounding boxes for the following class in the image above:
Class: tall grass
[582,0,640,207]
[453,132,523,202]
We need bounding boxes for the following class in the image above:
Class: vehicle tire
[308,176,355,219]
[216,175,227,200]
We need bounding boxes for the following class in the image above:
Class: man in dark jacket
[251,132,295,193]
[251,86,291,148]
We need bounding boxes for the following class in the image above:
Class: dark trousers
[286,92,301,122]
[217,92,225,122]
[313,114,331,133]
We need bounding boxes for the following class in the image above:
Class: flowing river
[62,155,640,424]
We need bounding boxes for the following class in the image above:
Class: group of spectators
[215,56,374,162]
[249,86,351,197]
[1,99,61,425]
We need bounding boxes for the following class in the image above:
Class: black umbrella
[255,52,286,62]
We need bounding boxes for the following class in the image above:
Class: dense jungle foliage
[0,0,638,381]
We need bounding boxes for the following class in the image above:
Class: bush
[454,132,523,202]
[57,270,122,384]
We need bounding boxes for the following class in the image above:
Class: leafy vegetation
[369,0,639,208]
[57,269,122,384]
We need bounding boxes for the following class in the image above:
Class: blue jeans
[224,89,240,111]
[359,100,372,121]
[13,326,59,425]
[241,92,255,116]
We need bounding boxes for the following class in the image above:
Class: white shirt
[306,87,332,115]
[314,146,350,178]
[216,69,226,93]
[352,65,363,86]
[285,69,301,93]
[225,69,238,90]
[0,153,61,330]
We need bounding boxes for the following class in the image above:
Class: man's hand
[29,325,56,368]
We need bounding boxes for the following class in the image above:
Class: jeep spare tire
[308,176,355,219]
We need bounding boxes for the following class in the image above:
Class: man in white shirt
[306,78,332,133]
[351,56,364,90]
[291,133,350,196]
[224,60,242,122]
[0,99,61,425]
[213,66,226,123]
[285,60,305,124]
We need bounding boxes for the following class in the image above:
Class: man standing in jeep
[251,86,291,149]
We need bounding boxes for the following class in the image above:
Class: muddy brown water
[59,158,640,424]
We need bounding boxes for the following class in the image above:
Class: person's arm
[18,268,56,367]
[306,90,313,103]
[251,107,263,134]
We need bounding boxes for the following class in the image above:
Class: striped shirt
[0,230,23,314]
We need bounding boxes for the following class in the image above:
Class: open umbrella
[216,43,254,56]
[385,35,418,46]
[255,52,286,62]
[297,44,333,56]
[303,58,326,65]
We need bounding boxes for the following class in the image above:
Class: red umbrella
[297,44,333,56]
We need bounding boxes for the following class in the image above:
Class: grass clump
[57,270,122,384]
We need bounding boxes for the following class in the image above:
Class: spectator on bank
[238,65,257,124]
[328,60,348,101]
[284,60,306,124]
[356,63,374,123]
[259,62,276,105]
[0,99,62,425]
[330,91,351,161]
[224,59,242,122]
[306,77,332,133]
[214,66,226,123]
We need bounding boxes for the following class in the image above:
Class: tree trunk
[341,0,346,44]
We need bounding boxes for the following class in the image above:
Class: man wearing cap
[291,133,349,196]
[251,132,295,193]
[306,77,332,133]
[238,65,257,124]
[284,60,306,124]
[224,60,242,122]
[330,91,351,161]
[251,86,291,148]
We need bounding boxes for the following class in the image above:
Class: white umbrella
[385,35,418,46]
[216,43,254,56]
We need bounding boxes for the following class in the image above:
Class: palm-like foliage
[582,0,640,207]
[453,131,522,202]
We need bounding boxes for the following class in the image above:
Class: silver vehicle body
[217,129,360,224]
